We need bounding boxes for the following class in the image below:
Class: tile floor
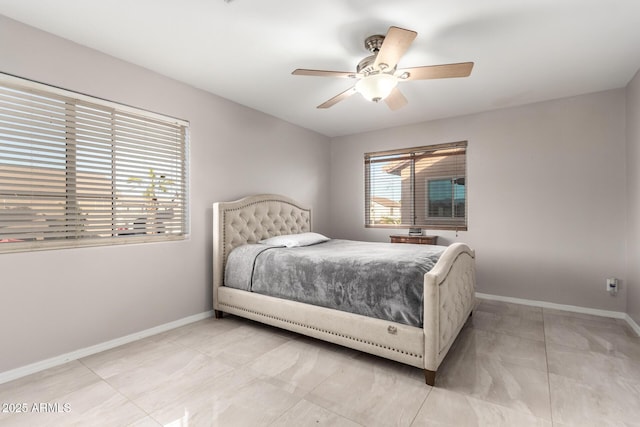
[1,299,639,426]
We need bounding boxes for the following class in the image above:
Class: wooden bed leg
[424,369,436,386]
[214,310,224,319]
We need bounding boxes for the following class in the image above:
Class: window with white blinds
[365,141,467,230]
[0,73,189,253]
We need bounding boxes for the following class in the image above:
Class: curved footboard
[423,243,476,377]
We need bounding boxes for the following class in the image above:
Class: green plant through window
[127,168,175,206]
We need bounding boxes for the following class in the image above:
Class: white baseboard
[0,310,214,385]
[476,292,640,336]
[625,314,640,336]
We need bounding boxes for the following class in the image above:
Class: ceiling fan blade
[374,26,417,70]
[292,69,359,79]
[384,87,408,111]
[398,62,474,80]
[317,86,358,109]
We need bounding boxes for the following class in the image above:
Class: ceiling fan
[292,26,473,110]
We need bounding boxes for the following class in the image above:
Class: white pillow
[259,232,330,248]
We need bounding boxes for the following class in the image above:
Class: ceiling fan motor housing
[357,55,377,75]
[359,34,397,75]
[364,34,385,53]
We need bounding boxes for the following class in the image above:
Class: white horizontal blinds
[414,144,466,229]
[0,74,188,251]
[0,84,69,242]
[365,153,412,226]
[365,141,467,230]
[110,110,187,237]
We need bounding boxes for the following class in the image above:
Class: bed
[212,194,476,385]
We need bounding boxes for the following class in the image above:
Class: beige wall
[0,16,331,373]
[330,89,628,312]
[626,69,640,325]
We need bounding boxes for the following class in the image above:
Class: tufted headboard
[212,194,311,308]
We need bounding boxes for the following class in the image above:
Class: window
[365,141,467,230]
[427,177,466,219]
[0,73,189,253]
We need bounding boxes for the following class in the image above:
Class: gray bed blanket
[224,239,445,327]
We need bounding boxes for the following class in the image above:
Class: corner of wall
[626,67,640,325]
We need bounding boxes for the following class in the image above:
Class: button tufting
[222,199,311,258]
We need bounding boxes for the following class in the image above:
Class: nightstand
[389,235,438,245]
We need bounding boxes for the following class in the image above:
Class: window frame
[364,141,467,231]
[0,73,190,253]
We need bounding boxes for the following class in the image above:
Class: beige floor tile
[547,342,640,386]
[128,417,163,427]
[79,337,180,379]
[189,323,293,367]
[412,387,552,427]
[271,399,363,426]
[101,347,235,414]
[146,367,258,420]
[549,373,640,426]
[544,315,640,360]
[468,309,545,342]
[436,351,551,420]
[450,327,548,372]
[543,309,638,338]
[50,380,148,427]
[0,361,99,408]
[247,337,357,395]
[306,354,430,427]
[148,368,301,427]
[476,299,544,321]
[0,379,147,427]
[150,316,246,345]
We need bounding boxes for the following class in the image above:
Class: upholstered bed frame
[212,194,476,385]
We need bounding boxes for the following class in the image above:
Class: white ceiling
[1,0,640,137]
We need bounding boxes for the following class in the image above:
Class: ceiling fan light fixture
[292,26,473,110]
[355,73,398,102]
